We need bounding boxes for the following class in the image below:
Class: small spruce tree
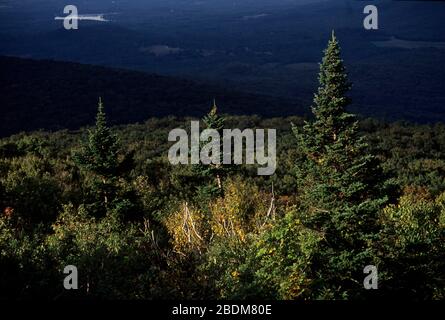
[193,100,227,199]
[74,98,120,209]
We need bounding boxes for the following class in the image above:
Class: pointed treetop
[96,97,107,128]
[211,98,218,114]
[210,98,218,116]
[98,97,104,113]
[314,31,350,111]
[203,99,224,131]
[325,30,340,57]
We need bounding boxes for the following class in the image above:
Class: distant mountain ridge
[1,1,445,126]
[0,56,302,137]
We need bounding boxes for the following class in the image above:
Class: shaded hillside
[0,56,301,137]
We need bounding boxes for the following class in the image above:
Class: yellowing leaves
[209,178,269,240]
[164,178,273,256]
[165,202,207,255]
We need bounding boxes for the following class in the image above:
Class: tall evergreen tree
[256,32,389,299]
[292,31,388,298]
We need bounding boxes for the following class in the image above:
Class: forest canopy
[0,35,444,300]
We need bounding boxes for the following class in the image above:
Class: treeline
[1,35,445,300]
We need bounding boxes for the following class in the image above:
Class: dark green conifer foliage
[203,99,225,133]
[75,98,119,177]
[194,100,227,199]
[289,32,388,298]
[74,98,120,208]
